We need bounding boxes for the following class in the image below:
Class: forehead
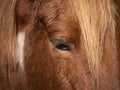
[16,0,77,27]
[37,0,76,24]
[36,0,80,46]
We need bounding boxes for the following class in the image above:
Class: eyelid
[50,39,66,44]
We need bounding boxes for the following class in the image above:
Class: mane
[0,0,17,89]
[70,0,117,89]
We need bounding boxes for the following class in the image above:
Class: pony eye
[55,44,72,51]
[51,39,72,52]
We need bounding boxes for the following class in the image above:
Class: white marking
[17,32,25,71]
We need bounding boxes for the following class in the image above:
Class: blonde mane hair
[0,0,17,89]
[70,0,117,89]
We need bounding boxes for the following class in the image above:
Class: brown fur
[0,0,120,90]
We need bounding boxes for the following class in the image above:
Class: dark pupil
[56,44,71,51]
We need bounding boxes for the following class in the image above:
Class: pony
[0,0,120,90]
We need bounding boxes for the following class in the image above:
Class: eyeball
[51,39,72,52]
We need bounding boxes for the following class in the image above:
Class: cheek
[24,28,59,89]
